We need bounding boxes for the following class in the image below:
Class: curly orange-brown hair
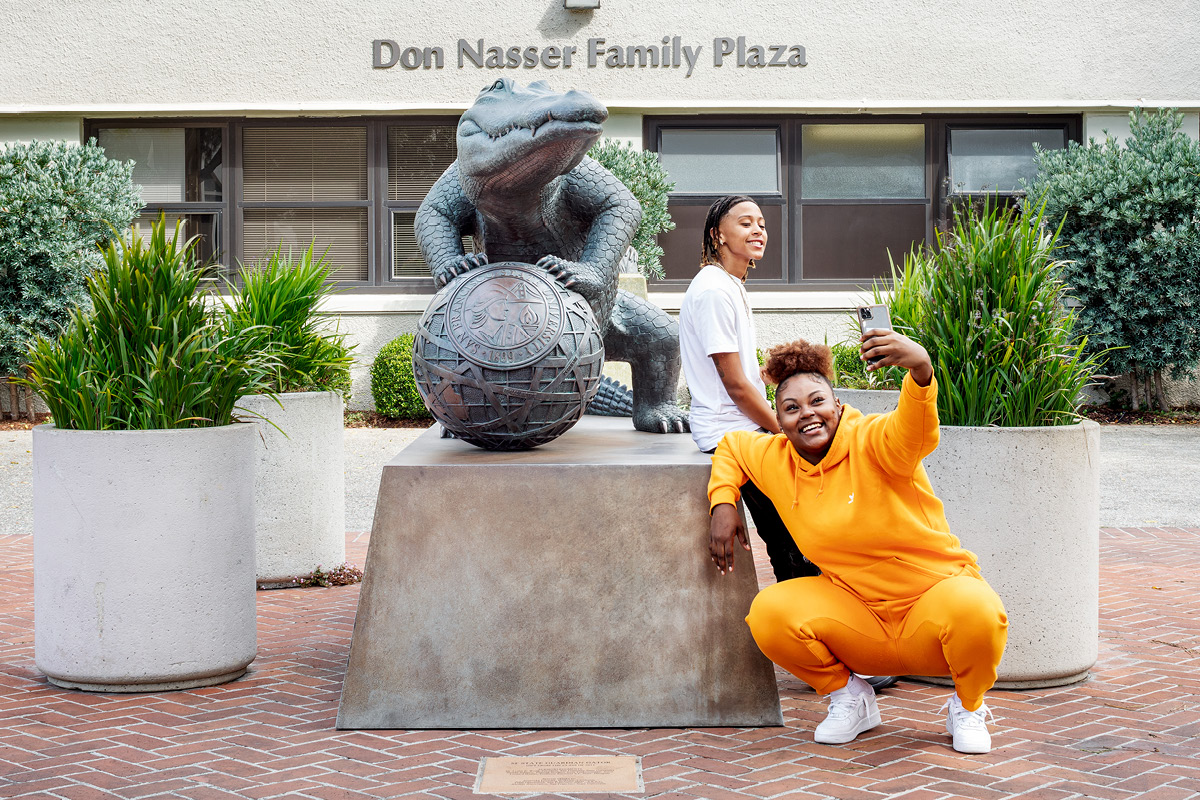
[761,340,834,388]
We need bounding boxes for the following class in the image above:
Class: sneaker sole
[813,708,882,744]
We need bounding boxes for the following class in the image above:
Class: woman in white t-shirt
[680,195,899,693]
[678,195,816,583]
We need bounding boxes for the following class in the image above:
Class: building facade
[3,0,1199,407]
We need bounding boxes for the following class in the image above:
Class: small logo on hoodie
[848,493,854,504]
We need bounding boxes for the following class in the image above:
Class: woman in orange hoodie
[708,334,1008,754]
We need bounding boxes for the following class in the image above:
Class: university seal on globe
[444,265,563,369]
[412,262,605,450]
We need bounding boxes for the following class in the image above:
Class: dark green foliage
[18,217,281,430]
[588,139,676,279]
[755,348,775,407]
[829,340,900,390]
[873,198,1105,426]
[371,334,431,419]
[0,139,141,376]
[222,245,355,400]
[1028,109,1200,410]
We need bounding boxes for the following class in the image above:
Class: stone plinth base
[337,416,782,729]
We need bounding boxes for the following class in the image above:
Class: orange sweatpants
[746,574,1008,711]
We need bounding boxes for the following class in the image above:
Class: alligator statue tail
[585,375,634,417]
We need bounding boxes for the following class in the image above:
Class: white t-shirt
[679,264,767,452]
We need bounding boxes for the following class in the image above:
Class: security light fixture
[564,0,601,9]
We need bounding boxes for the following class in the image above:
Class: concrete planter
[923,421,1101,688]
[33,423,258,692]
[836,388,901,415]
[238,391,345,588]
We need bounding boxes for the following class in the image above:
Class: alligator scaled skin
[415,79,688,434]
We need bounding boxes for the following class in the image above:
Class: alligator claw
[633,403,691,435]
[435,253,489,287]
[536,255,577,287]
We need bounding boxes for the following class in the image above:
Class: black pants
[740,478,821,583]
[705,446,819,583]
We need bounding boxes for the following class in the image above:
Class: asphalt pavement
[0,422,1195,539]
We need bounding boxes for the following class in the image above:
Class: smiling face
[714,201,767,271]
[775,373,842,465]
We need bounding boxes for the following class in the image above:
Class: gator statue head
[455,79,607,200]
[415,80,690,438]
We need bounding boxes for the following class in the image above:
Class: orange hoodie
[708,373,981,604]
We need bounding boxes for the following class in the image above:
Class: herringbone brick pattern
[2,527,1197,799]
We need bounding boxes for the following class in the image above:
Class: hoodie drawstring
[791,459,825,507]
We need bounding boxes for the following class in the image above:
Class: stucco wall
[2,1,1198,114]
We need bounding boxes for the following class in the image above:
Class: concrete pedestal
[337,416,782,729]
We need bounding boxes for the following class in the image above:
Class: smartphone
[857,304,892,365]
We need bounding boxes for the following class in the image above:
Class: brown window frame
[87,116,462,293]
[86,119,232,277]
[645,113,1081,291]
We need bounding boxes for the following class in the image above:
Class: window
[657,129,780,194]
[648,115,1079,288]
[948,127,1068,195]
[96,126,225,275]
[655,127,787,282]
[386,125,469,279]
[90,118,464,289]
[240,125,370,281]
[799,124,927,281]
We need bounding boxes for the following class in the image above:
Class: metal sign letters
[373,37,807,78]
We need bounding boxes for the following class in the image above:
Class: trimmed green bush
[1028,108,1200,410]
[371,334,431,419]
[0,139,141,377]
[588,139,676,279]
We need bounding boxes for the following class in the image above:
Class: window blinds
[242,127,368,202]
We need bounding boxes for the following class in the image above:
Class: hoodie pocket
[832,557,956,603]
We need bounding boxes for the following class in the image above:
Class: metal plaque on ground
[474,755,642,795]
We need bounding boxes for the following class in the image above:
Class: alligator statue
[415,78,689,434]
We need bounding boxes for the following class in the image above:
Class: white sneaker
[941,693,995,754]
[814,674,881,744]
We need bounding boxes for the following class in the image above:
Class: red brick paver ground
[2,527,1198,799]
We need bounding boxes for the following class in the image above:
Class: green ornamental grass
[20,217,281,430]
[221,245,354,399]
[870,197,1105,427]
